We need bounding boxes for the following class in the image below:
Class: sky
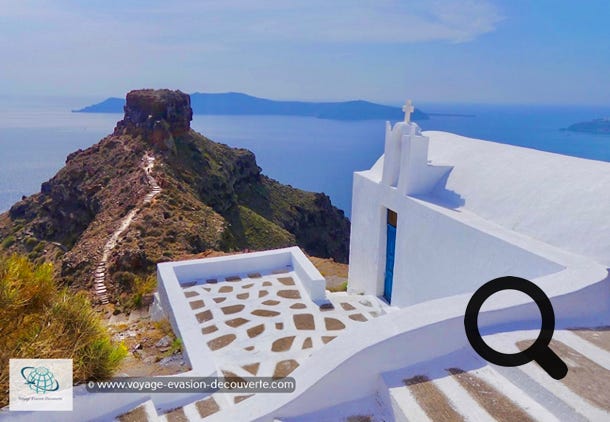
[0,0,609,105]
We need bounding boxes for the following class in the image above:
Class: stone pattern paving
[94,152,160,304]
[161,268,386,420]
[184,269,385,378]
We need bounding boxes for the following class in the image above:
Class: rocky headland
[0,89,350,304]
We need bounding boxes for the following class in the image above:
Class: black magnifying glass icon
[464,276,568,380]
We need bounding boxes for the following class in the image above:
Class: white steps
[382,328,610,422]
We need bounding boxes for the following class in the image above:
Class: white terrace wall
[166,247,324,298]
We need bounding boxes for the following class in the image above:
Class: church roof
[425,131,610,267]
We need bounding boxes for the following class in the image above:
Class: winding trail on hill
[94,152,161,304]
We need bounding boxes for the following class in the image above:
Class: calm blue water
[1,99,609,217]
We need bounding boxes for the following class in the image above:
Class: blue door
[384,224,396,303]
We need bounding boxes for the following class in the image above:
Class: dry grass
[0,254,127,407]
[308,256,348,291]
[132,274,156,307]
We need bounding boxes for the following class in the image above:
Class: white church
[6,103,610,421]
[349,101,610,308]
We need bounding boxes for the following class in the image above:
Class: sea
[1,96,609,217]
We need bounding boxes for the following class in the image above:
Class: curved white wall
[206,265,609,422]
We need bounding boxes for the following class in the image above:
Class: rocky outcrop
[114,89,193,151]
[0,89,350,303]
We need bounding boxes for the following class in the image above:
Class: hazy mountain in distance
[74,92,429,121]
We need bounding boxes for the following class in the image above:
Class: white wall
[397,131,452,196]
[393,196,563,307]
[347,172,387,296]
[349,174,563,307]
[170,249,292,284]
[164,246,326,301]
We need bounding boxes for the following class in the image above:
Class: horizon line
[0,92,609,110]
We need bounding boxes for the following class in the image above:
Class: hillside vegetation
[0,254,126,406]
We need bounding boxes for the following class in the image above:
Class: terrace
[155,247,389,386]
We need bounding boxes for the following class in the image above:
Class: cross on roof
[402,99,414,124]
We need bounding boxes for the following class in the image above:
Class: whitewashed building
[348,102,610,307]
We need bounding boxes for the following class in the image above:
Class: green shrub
[131,275,156,308]
[168,338,182,355]
[33,241,45,254]
[146,228,162,237]
[1,235,15,249]
[113,271,137,289]
[0,254,127,407]
[23,236,38,251]
[113,272,156,309]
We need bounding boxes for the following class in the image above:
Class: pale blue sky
[1,0,608,105]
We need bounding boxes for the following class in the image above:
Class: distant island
[73,92,429,121]
[564,118,610,135]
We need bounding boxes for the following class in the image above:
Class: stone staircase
[142,153,161,205]
[116,400,158,422]
[94,262,109,304]
[382,327,610,422]
[115,392,236,421]
[93,152,160,305]
[158,394,234,421]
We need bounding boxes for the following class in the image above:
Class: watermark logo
[9,359,73,411]
[21,366,60,393]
